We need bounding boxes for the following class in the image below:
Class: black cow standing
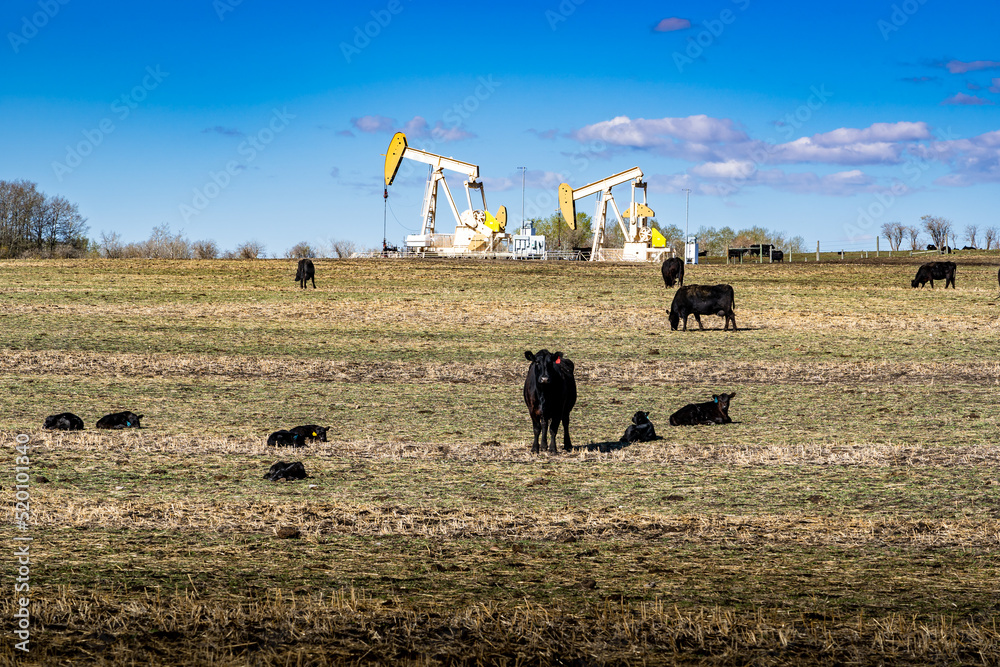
[669,393,736,426]
[621,411,661,443]
[668,284,738,331]
[44,412,84,430]
[295,258,316,289]
[911,261,956,289]
[661,257,684,288]
[770,250,784,262]
[96,411,142,429]
[523,349,577,455]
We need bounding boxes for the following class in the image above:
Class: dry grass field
[3,256,1000,665]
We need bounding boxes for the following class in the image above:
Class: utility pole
[683,188,691,263]
[518,166,526,230]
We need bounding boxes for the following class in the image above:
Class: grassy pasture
[3,256,1000,665]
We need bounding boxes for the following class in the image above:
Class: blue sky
[2,0,997,254]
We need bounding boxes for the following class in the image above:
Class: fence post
[816,241,820,262]
[769,246,773,263]
[876,236,879,258]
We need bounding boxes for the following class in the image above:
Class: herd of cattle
[38,256,994,456]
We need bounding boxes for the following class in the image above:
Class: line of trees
[882,216,998,251]
[0,180,89,258]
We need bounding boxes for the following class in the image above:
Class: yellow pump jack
[384,132,508,253]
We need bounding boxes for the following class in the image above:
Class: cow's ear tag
[126,421,131,426]
[555,358,561,364]
[311,432,317,437]
[713,398,718,403]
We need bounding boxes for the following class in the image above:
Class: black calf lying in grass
[44,412,84,430]
[669,393,736,426]
[289,425,329,443]
[267,430,306,447]
[621,411,662,443]
[96,411,142,429]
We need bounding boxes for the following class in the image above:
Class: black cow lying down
[621,411,662,443]
[295,258,316,289]
[96,411,142,429]
[661,257,684,288]
[911,261,956,289]
[523,349,577,454]
[44,412,84,430]
[668,284,737,331]
[263,461,307,481]
[289,425,329,442]
[669,393,736,426]
[267,430,306,447]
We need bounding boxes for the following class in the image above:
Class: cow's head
[632,411,650,425]
[125,413,143,428]
[314,426,329,442]
[525,349,562,384]
[713,393,735,412]
[668,308,680,330]
[911,278,920,288]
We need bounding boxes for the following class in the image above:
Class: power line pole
[683,188,691,262]
[518,166,526,230]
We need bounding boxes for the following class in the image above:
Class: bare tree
[192,240,218,259]
[285,242,314,259]
[235,240,265,259]
[880,221,905,251]
[964,224,978,249]
[985,227,998,250]
[921,215,952,251]
[905,225,921,251]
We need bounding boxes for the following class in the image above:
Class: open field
[3,256,1000,665]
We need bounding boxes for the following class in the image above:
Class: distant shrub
[192,240,219,259]
[286,242,314,259]
[235,240,265,260]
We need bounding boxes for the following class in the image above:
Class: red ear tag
[555,358,561,364]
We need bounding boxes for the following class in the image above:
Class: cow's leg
[682,315,688,331]
[728,311,738,331]
[531,415,542,454]
[311,275,316,288]
[562,415,572,451]
[548,418,560,454]
[694,314,704,330]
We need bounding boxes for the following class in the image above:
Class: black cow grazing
[770,250,784,262]
[727,248,746,262]
[267,430,306,447]
[911,261,956,289]
[668,284,737,331]
[95,411,142,429]
[263,461,307,481]
[962,246,976,251]
[289,425,329,443]
[523,349,577,455]
[295,258,316,289]
[669,392,736,426]
[621,411,661,443]
[748,243,774,256]
[927,244,937,251]
[661,256,685,288]
[44,412,84,430]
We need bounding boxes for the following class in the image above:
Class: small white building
[512,223,546,258]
